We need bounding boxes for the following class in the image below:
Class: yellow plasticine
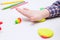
[14,0,24,2]
[2,2,16,4]
[1,0,24,5]
[38,28,54,38]
[38,18,46,22]
[1,1,24,5]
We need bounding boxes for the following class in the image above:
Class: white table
[0,0,60,40]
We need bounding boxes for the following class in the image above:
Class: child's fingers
[16,8,31,18]
[23,8,29,10]
[16,8,24,13]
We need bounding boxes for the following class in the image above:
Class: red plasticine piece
[11,2,28,9]
[0,21,3,25]
[0,27,2,30]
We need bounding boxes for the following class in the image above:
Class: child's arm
[46,0,60,18]
[16,0,60,21]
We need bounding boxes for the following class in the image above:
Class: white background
[0,0,60,40]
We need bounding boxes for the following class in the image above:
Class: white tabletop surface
[0,0,60,40]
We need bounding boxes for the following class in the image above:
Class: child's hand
[16,8,50,21]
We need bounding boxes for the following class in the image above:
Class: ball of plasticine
[38,28,54,39]
[38,18,46,22]
[15,18,21,24]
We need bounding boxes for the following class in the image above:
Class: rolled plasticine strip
[0,0,24,5]
[2,1,25,10]
[0,2,18,5]
[11,2,28,9]
[14,0,24,2]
